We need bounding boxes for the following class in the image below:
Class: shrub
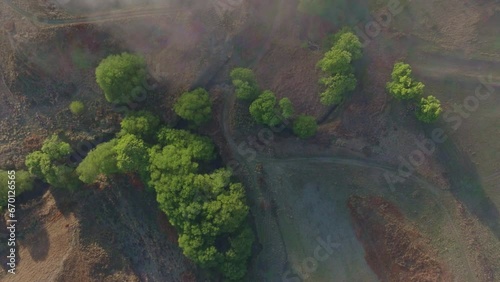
[0,170,34,209]
[293,115,318,139]
[249,91,282,127]
[25,135,81,190]
[386,62,425,100]
[416,95,442,123]
[230,68,260,101]
[95,53,147,103]
[76,140,119,184]
[279,98,294,119]
[69,101,84,115]
[174,88,212,127]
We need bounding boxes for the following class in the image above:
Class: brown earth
[348,195,453,282]
[0,178,202,281]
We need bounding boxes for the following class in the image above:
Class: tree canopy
[386,62,425,100]
[230,68,260,101]
[119,110,160,140]
[319,73,357,106]
[317,31,362,106]
[249,90,282,126]
[416,95,442,123]
[293,115,318,139]
[174,88,212,127]
[95,53,147,103]
[25,135,81,190]
[76,140,119,184]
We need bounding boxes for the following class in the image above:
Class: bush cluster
[387,62,442,123]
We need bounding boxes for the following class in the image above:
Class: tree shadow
[432,127,500,240]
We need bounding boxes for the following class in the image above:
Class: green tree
[230,68,260,101]
[317,48,353,75]
[76,140,120,184]
[333,32,362,60]
[174,88,212,127]
[69,101,85,115]
[95,52,147,103]
[0,170,34,209]
[114,134,149,176]
[249,91,282,126]
[319,73,357,105]
[279,98,294,119]
[386,62,425,100]
[119,110,160,140]
[416,95,442,123]
[156,127,215,161]
[41,135,72,160]
[293,115,318,139]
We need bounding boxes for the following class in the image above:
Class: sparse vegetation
[174,88,212,127]
[69,101,85,115]
[293,115,318,139]
[95,52,147,103]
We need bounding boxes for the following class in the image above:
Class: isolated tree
[119,110,160,140]
[319,73,357,105]
[69,101,84,115]
[386,62,425,100]
[279,98,294,119]
[76,140,119,184]
[95,52,147,103]
[416,95,442,123]
[249,91,281,126]
[230,68,260,101]
[293,115,318,139]
[174,88,212,127]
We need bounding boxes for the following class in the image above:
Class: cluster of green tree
[74,111,253,280]
[0,170,34,209]
[386,62,442,123]
[231,68,318,139]
[317,30,362,106]
[25,135,81,190]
